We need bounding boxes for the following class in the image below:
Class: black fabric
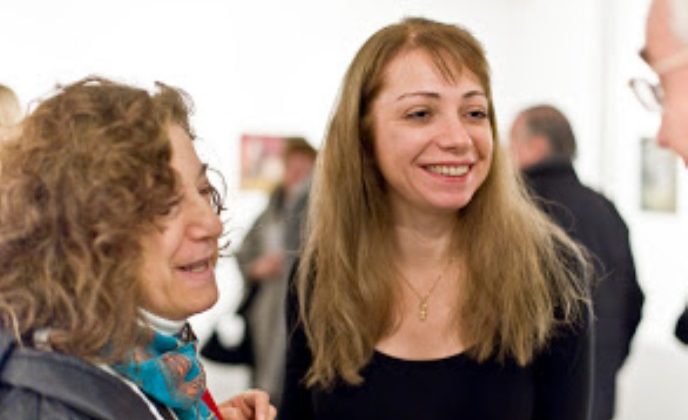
[279,261,593,420]
[676,306,688,344]
[522,160,644,420]
[0,328,157,420]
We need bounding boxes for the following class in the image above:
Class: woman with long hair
[281,17,592,420]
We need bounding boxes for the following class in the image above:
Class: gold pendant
[419,301,428,321]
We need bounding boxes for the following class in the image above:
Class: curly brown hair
[0,77,201,362]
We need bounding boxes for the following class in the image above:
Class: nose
[187,194,223,241]
[437,114,472,151]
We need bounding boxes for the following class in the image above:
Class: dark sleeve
[0,388,98,420]
[607,207,644,356]
[621,243,643,350]
[675,305,688,344]
[279,260,315,420]
[283,188,309,255]
[533,302,593,420]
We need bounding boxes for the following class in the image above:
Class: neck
[391,204,456,269]
[139,309,186,336]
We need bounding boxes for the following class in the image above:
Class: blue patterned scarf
[113,325,217,420]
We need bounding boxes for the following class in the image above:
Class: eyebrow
[464,90,488,100]
[396,90,487,101]
[397,91,439,101]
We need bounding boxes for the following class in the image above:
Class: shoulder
[676,306,688,344]
[0,342,157,419]
[0,386,98,420]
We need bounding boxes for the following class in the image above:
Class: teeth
[426,165,470,177]
[181,260,209,272]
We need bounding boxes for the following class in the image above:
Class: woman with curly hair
[281,17,592,420]
[0,77,275,420]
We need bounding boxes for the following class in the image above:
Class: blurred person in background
[0,84,22,142]
[509,105,644,420]
[0,77,275,420]
[633,0,688,345]
[281,17,592,420]
[203,137,316,408]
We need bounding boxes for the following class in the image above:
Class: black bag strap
[0,341,157,419]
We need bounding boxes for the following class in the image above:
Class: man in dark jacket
[509,105,644,420]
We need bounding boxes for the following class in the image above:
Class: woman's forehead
[381,47,484,89]
[168,124,204,180]
[376,49,485,100]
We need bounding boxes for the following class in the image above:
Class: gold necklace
[399,262,450,322]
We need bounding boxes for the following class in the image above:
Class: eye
[199,183,214,199]
[200,182,225,215]
[199,183,215,207]
[160,196,182,217]
[465,108,488,121]
[405,107,433,122]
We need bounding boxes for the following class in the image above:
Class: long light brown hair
[0,77,199,362]
[298,17,589,388]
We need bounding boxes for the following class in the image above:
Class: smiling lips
[178,258,212,273]
[425,164,471,177]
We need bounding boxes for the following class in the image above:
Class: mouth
[424,164,471,177]
[177,258,213,273]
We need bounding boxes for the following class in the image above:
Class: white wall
[2,0,687,417]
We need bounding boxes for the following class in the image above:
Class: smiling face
[370,49,494,217]
[138,124,223,320]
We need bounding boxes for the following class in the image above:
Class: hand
[219,389,277,420]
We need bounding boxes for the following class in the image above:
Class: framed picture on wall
[640,137,677,213]
[240,134,285,191]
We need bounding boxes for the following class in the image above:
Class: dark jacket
[522,160,644,420]
[0,329,158,420]
[676,306,688,344]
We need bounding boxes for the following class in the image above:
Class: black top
[280,268,593,420]
[522,159,643,420]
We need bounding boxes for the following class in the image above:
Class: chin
[433,194,476,212]
[186,285,219,318]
